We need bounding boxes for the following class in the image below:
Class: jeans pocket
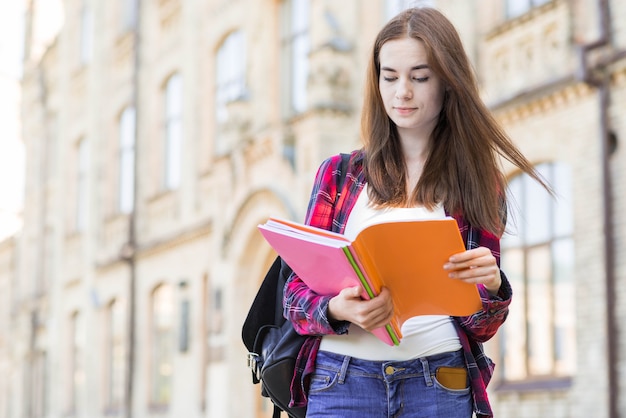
[309,367,339,394]
[433,367,470,396]
[433,377,471,394]
[434,366,468,391]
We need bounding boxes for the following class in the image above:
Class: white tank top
[319,185,462,361]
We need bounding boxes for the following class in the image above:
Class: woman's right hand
[328,286,394,331]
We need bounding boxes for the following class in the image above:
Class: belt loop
[338,355,351,384]
[420,357,433,387]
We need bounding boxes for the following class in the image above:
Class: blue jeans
[306,350,472,417]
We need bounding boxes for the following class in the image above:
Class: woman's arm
[282,155,351,336]
[449,223,512,343]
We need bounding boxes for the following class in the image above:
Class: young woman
[283,7,548,417]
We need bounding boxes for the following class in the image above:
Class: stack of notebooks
[258,217,482,346]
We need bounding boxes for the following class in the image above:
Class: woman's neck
[400,133,431,193]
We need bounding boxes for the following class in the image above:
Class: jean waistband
[317,349,465,380]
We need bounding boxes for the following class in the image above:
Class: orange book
[258,217,482,346]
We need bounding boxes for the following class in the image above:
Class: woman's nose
[395,79,413,100]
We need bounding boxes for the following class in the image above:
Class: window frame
[505,0,551,19]
[67,311,84,415]
[215,30,247,124]
[120,0,138,32]
[79,0,94,65]
[149,284,174,408]
[104,299,126,412]
[280,0,310,117]
[163,73,183,191]
[499,162,576,386]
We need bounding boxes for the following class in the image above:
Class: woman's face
[378,37,445,139]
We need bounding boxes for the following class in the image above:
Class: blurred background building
[0,0,624,417]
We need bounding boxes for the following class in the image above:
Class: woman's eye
[414,77,429,82]
[383,77,397,82]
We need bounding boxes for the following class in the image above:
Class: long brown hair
[361,7,550,236]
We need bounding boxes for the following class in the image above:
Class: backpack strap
[336,152,350,205]
[273,152,351,324]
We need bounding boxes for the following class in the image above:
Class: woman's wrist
[483,276,502,296]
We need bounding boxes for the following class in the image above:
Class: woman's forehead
[379,38,428,68]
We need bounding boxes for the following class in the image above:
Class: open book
[258,217,482,346]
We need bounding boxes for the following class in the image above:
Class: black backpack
[242,153,350,418]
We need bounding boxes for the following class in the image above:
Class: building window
[164,73,182,190]
[500,162,576,380]
[118,106,135,213]
[25,349,47,418]
[104,299,126,412]
[79,0,94,64]
[208,287,224,335]
[120,0,138,32]
[67,312,85,414]
[281,0,310,116]
[200,275,208,411]
[385,0,434,20]
[216,30,247,124]
[505,0,551,19]
[150,284,174,407]
[76,139,88,232]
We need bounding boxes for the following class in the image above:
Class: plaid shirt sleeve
[452,214,513,418]
[283,155,351,336]
[453,215,512,343]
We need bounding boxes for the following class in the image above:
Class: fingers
[444,247,495,272]
[358,287,394,331]
[340,285,363,299]
[446,247,494,269]
[444,247,501,294]
[328,286,394,331]
[328,286,362,322]
[447,265,499,280]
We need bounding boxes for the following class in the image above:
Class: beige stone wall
[492,86,608,418]
[0,238,15,417]
[610,64,626,416]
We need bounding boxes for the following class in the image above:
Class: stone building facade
[1,0,624,417]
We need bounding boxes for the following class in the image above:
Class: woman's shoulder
[322,149,364,169]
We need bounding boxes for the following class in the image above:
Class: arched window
[216,30,247,124]
[280,0,310,115]
[150,284,174,407]
[119,0,138,32]
[67,311,85,414]
[500,162,576,381]
[104,299,126,411]
[79,0,93,64]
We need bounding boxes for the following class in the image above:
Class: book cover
[258,217,482,346]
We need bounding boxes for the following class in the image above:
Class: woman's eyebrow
[380,64,429,72]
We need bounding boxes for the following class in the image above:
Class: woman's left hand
[443,247,501,295]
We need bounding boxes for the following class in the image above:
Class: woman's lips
[394,107,416,115]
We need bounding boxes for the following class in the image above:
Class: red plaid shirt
[283,150,512,418]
